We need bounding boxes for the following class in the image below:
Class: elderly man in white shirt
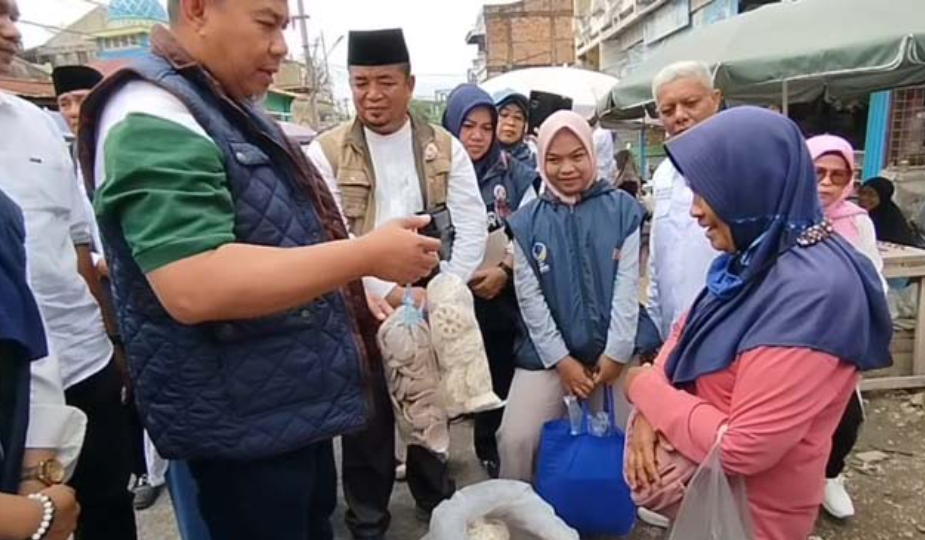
[645,61,723,342]
[0,2,137,537]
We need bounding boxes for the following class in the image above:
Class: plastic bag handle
[578,386,617,432]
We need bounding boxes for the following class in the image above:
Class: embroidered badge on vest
[532,242,551,274]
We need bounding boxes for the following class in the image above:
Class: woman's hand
[43,484,81,540]
[593,355,626,387]
[556,357,595,399]
[623,364,653,395]
[469,267,508,300]
[625,413,661,491]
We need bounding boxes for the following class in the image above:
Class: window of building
[888,87,925,167]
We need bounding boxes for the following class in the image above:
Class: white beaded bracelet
[25,493,55,540]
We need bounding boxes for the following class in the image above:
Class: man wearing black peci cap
[53,65,103,136]
[309,28,487,540]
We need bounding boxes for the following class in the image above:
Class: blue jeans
[166,461,211,540]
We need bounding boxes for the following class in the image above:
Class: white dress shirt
[308,119,487,298]
[646,159,720,340]
[0,91,112,389]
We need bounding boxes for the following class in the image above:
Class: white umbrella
[481,67,619,118]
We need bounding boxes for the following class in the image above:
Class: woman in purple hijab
[621,107,891,540]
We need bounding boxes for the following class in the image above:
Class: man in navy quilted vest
[76,0,442,538]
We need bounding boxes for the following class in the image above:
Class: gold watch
[21,458,66,487]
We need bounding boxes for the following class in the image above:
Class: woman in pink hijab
[807,134,883,521]
[499,111,642,481]
[807,134,883,271]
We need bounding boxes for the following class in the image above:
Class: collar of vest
[343,113,437,154]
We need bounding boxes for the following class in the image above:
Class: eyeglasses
[816,166,853,187]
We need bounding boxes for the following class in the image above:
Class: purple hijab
[664,107,892,386]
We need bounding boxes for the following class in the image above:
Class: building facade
[24,0,169,67]
[467,0,576,83]
[574,0,777,77]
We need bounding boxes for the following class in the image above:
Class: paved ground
[137,390,925,540]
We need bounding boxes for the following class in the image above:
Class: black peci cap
[347,28,410,67]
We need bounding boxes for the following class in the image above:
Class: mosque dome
[107,0,168,25]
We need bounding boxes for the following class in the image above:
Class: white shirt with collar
[646,158,720,340]
[0,91,113,389]
[308,118,488,299]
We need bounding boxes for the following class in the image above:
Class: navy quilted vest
[508,182,642,369]
[80,52,367,460]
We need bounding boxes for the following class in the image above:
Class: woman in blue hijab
[442,84,539,477]
[620,107,891,540]
[493,90,537,170]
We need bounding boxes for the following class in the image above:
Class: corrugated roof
[0,77,55,98]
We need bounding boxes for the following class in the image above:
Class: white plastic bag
[377,299,449,455]
[668,427,754,540]
[422,480,579,540]
[426,274,503,417]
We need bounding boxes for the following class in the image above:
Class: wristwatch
[21,458,65,487]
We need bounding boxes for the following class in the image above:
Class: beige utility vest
[316,115,454,236]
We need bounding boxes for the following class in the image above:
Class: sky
[17,0,512,100]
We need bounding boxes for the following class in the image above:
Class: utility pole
[292,0,319,126]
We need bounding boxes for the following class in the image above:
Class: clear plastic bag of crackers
[377,289,450,455]
[426,274,503,418]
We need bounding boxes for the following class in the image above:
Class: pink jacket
[627,323,859,540]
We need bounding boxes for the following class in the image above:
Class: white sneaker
[637,507,670,529]
[395,463,407,482]
[823,475,855,519]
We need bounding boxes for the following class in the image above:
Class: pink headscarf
[806,134,865,244]
[537,110,597,205]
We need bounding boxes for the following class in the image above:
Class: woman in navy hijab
[443,84,539,477]
[621,107,891,540]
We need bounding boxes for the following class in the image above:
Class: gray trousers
[497,367,633,482]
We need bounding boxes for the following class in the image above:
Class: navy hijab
[495,91,536,168]
[664,107,892,386]
[0,189,46,361]
[0,188,47,493]
[443,84,502,179]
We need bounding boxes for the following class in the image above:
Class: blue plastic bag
[535,388,636,536]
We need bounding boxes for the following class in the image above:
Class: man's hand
[469,267,508,300]
[556,357,595,399]
[385,286,426,309]
[42,485,80,540]
[625,414,661,491]
[366,293,395,321]
[592,355,626,388]
[96,258,110,278]
[360,216,440,284]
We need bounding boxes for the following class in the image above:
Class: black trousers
[341,363,455,539]
[472,290,518,463]
[126,398,148,478]
[826,390,864,478]
[65,358,138,540]
[188,440,337,540]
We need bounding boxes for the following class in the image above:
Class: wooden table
[862,242,925,391]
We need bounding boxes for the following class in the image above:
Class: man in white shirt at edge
[645,61,723,342]
[0,1,137,538]
[307,28,486,540]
